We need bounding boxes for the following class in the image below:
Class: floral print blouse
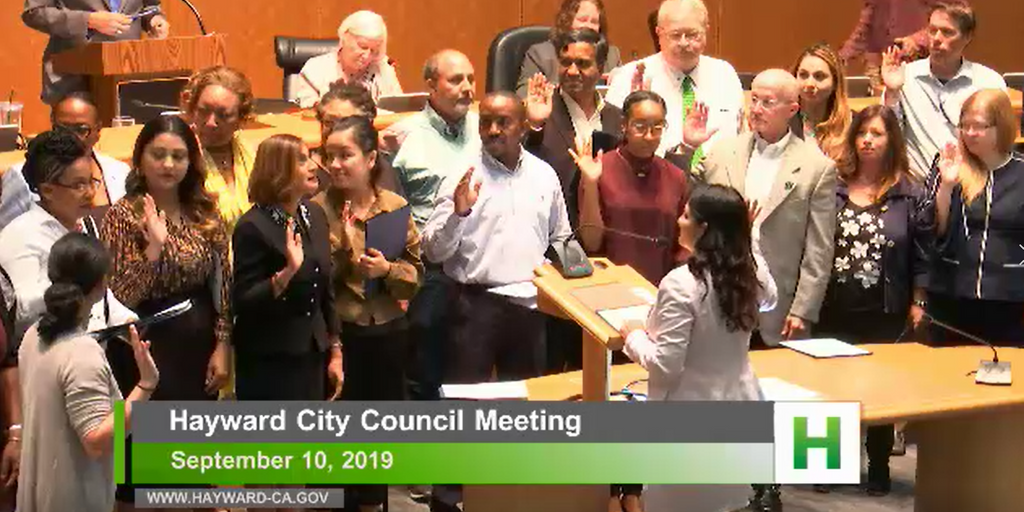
[831,202,888,311]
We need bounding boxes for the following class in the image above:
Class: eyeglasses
[55,122,94,139]
[749,96,781,110]
[627,121,666,136]
[194,106,240,124]
[53,177,101,193]
[662,29,705,43]
[959,122,995,134]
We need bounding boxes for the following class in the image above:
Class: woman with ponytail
[618,184,778,512]
[17,233,158,512]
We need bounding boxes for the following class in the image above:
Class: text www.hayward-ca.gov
[140,489,339,508]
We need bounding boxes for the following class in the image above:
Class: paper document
[598,305,652,332]
[758,377,820,401]
[780,338,871,358]
[440,380,529,400]
[487,281,538,310]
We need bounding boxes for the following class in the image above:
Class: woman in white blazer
[621,183,777,512]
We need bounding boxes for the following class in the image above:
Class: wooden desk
[521,343,1024,512]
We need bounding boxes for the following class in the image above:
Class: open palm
[881,46,906,91]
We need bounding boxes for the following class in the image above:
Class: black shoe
[429,497,462,512]
[813,484,833,493]
[763,486,783,512]
[864,479,891,497]
[866,463,891,497]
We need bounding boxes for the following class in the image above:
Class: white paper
[440,381,529,400]
[487,281,538,310]
[629,287,657,305]
[757,377,820,401]
[779,338,871,358]
[598,305,652,331]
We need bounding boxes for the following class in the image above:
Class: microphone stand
[549,223,669,279]
[924,312,1012,385]
[177,0,208,35]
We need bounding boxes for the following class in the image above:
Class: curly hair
[125,116,223,239]
[686,184,761,332]
[179,66,255,122]
[22,127,88,194]
[552,0,608,38]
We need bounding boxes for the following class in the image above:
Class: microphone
[130,99,179,111]
[547,223,670,279]
[922,311,1011,385]
[176,0,208,35]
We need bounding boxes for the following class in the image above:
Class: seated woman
[516,0,622,98]
[180,65,257,234]
[574,90,689,285]
[17,233,158,512]
[791,43,851,161]
[925,89,1024,346]
[815,105,926,495]
[620,184,777,512]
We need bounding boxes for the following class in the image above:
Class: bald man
[693,69,836,346]
[604,0,743,160]
[293,10,402,107]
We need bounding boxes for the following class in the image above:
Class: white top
[422,148,572,287]
[885,58,1006,178]
[293,51,403,108]
[0,203,135,338]
[624,253,778,402]
[0,151,130,231]
[560,90,605,150]
[605,53,744,156]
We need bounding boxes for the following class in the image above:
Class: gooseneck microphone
[547,223,670,279]
[177,0,208,35]
[922,311,1011,385]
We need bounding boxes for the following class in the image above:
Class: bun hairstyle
[38,233,111,343]
[23,127,87,194]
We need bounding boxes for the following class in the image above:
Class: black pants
[446,284,545,383]
[407,264,454,400]
[340,319,409,509]
[927,292,1024,346]
[865,424,894,484]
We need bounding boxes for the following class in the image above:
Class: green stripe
[130,442,773,485]
[114,401,125,484]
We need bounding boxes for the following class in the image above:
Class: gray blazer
[516,40,622,98]
[694,132,837,345]
[23,0,161,103]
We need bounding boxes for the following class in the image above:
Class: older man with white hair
[604,0,743,166]
[293,10,403,107]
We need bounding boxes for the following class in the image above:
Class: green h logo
[792,416,841,470]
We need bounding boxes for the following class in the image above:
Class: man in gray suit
[692,69,836,347]
[23,0,170,103]
[689,69,836,511]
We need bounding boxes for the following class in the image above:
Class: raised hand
[937,142,963,189]
[683,102,719,149]
[142,194,168,262]
[128,325,159,391]
[746,199,762,225]
[284,219,305,272]
[881,46,906,92]
[453,167,481,217]
[568,138,604,184]
[630,62,650,92]
[525,73,555,126]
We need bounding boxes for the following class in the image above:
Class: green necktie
[682,75,704,168]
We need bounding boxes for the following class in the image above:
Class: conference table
[515,342,1024,512]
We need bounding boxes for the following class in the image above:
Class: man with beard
[604,0,743,165]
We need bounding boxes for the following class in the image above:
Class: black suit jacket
[524,91,623,226]
[232,200,338,356]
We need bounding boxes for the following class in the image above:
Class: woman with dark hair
[181,65,257,233]
[575,90,689,285]
[100,115,231,505]
[233,134,343,410]
[312,117,421,512]
[926,89,1024,345]
[17,233,158,512]
[791,43,851,161]
[816,104,927,495]
[516,0,622,97]
[620,183,777,512]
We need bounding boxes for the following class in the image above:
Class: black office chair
[1007,73,1024,137]
[485,25,551,93]
[273,36,339,101]
[738,72,756,91]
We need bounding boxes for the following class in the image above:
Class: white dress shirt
[422,148,572,287]
[745,131,793,243]
[0,203,135,338]
[560,90,605,150]
[0,151,130,231]
[605,53,744,156]
[885,58,1006,179]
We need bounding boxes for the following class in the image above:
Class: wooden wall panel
[6,0,1022,134]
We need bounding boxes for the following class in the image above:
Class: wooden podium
[463,258,657,512]
[51,35,228,126]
